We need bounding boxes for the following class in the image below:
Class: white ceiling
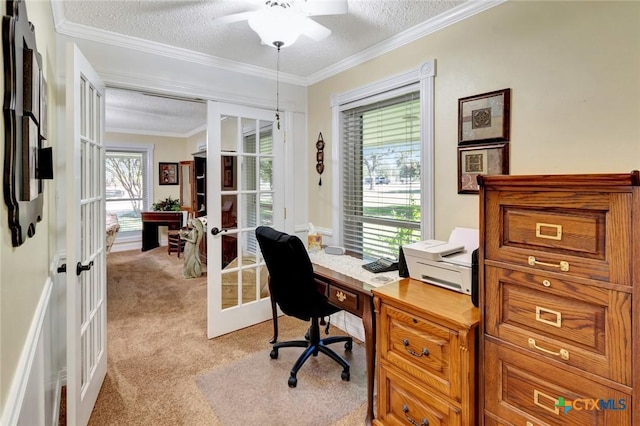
[57,0,496,136]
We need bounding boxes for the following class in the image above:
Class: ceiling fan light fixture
[248,4,305,47]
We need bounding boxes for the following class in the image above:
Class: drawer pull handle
[528,338,569,360]
[402,339,430,357]
[402,404,429,426]
[335,291,346,302]
[535,306,562,328]
[533,389,560,414]
[528,256,569,272]
[536,223,562,240]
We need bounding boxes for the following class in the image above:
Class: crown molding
[52,0,506,87]
[305,0,507,85]
[52,13,306,86]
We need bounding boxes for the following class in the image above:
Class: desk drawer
[377,362,462,426]
[327,284,359,313]
[484,340,631,425]
[379,303,460,401]
[485,266,632,385]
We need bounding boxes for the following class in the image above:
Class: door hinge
[284,208,287,219]
[57,264,67,274]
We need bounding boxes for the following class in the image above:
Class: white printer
[402,227,479,295]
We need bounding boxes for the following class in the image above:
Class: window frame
[105,143,154,241]
[331,60,436,248]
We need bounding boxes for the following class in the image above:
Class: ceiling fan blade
[299,0,348,16]
[301,17,332,41]
[213,11,254,25]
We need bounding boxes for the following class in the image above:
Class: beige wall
[307,1,640,240]
[0,0,58,410]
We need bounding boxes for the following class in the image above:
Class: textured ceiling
[60,0,472,136]
[63,0,467,78]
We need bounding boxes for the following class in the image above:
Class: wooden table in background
[140,211,183,251]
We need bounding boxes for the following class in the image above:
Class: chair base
[270,317,352,388]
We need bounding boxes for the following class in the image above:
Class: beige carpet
[196,343,367,426]
[88,247,367,425]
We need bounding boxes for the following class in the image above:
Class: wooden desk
[140,211,183,251]
[269,262,376,425]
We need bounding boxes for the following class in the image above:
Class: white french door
[65,43,107,426]
[206,101,285,338]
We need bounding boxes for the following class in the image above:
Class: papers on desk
[308,250,399,288]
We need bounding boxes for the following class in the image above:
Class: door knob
[210,227,228,236]
[76,261,94,276]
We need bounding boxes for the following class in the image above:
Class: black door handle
[76,261,94,276]
[210,227,228,236]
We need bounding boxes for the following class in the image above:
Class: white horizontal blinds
[342,91,422,260]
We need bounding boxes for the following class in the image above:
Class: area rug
[196,342,367,425]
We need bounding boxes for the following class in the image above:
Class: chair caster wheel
[344,340,353,351]
[288,375,297,387]
[341,370,350,381]
[270,349,278,359]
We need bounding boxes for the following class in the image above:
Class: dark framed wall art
[458,143,509,194]
[159,162,179,185]
[3,0,51,246]
[458,88,511,144]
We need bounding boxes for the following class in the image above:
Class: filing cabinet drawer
[327,283,358,313]
[377,361,462,426]
[378,303,460,401]
[484,340,631,425]
[483,189,633,284]
[484,266,632,385]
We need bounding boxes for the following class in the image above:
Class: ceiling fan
[214,0,348,48]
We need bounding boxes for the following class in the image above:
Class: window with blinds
[342,92,421,260]
[105,148,151,233]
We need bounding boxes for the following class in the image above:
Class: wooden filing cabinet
[478,172,640,425]
[373,279,479,426]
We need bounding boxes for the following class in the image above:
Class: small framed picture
[458,143,509,194]
[159,162,179,185]
[458,88,511,144]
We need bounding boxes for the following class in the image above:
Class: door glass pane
[259,158,272,190]
[242,118,257,153]
[243,156,257,191]
[222,155,237,191]
[260,122,273,154]
[221,115,238,152]
[240,230,261,303]
[221,194,237,229]
[221,234,238,270]
[241,193,257,228]
[221,269,238,309]
[259,194,273,226]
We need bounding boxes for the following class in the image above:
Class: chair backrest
[255,226,326,321]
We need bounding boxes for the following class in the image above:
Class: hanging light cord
[274,41,283,129]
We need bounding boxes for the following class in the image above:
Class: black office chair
[255,226,353,388]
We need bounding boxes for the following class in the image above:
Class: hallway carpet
[88,247,366,425]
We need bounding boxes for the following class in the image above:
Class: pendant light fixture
[248,2,305,47]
